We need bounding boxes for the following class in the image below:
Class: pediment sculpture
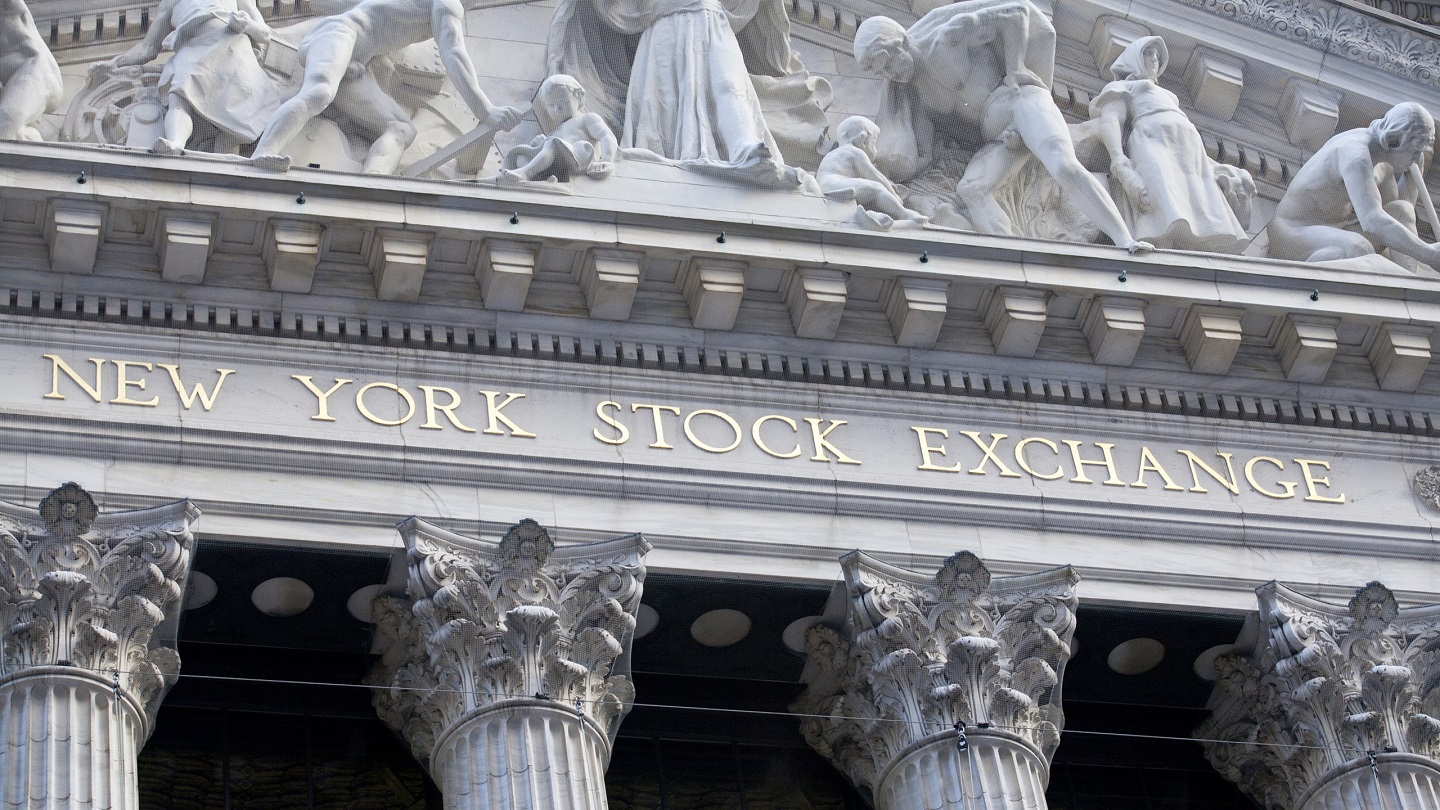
[0,0,62,142]
[545,0,832,187]
[1089,36,1252,253]
[1267,102,1440,272]
[4,0,1440,271]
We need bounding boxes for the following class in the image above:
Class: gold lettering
[911,427,962,472]
[1014,437,1064,480]
[111,361,159,407]
[1244,456,1298,499]
[157,364,234,411]
[957,431,1022,477]
[753,415,802,459]
[684,409,743,454]
[292,376,354,421]
[593,401,629,445]
[1132,446,1185,490]
[479,391,537,438]
[356,382,415,426]
[43,355,104,402]
[1295,459,1346,503]
[631,403,680,449]
[1177,451,1240,495]
[418,386,476,432]
[804,418,861,465]
[1061,440,1125,485]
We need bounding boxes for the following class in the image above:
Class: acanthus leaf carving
[369,517,650,767]
[0,483,197,738]
[792,550,1079,794]
[1198,580,1440,809]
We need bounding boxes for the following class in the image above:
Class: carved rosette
[792,551,1079,809]
[1413,466,1440,512]
[368,518,649,809]
[1197,581,1440,810]
[0,483,198,808]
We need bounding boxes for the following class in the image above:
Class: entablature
[3,142,1440,439]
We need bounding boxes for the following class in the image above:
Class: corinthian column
[792,551,1079,810]
[0,482,198,810]
[1199,581,1440,809]
[369,518,649,810]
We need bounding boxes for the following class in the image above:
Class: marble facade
[2,0,1440,804]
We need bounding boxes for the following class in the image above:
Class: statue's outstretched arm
[109,0,175,66]
[1343,146,1440,267]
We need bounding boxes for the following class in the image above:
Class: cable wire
[82,667,1351,753]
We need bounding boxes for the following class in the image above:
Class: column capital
[0,482,198,735]
[793,551,1079,801]
[369,517,651,768]
[1198,581,1440,810]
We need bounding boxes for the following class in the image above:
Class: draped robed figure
[546,0,831,182]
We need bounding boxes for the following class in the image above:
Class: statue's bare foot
[497,168,530,185]
[152,137,184,156]
[1125,240,1155,254]
[251,153,291,172]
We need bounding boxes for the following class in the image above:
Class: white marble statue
[498,75,618,183]
[818,116,928,228]
[0,0,63,141]
[546,0,830,185]
[103,0,278,155]
[854,0,1152,252]
[1267,102,1440,270]
[1089,37,1251,253]
[249,0,522,173]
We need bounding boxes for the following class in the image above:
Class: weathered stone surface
[793,551,1078,809]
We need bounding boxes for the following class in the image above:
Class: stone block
[1180,305,1245,375]
[368,230,432,303]
[681,258,747,331]
[263,220,323,294]
[883,276,949,349]
[581,249,643,321]
[1367,322,1433,392]
[1182,46,1245,122]
[786,268,848,340]
[45,201,106,275]
[1279,78,1342,151]
[1082,296,1147,366]
[1088,16,1151,78]
[984,286,1050,358]
[478,240,538,312]
[155,212,216,284]
[1277,314,1339,384]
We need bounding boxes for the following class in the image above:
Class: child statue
[817,116,929,229]
[499,75,618,183]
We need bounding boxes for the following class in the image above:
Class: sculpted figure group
[3,0,1439,271]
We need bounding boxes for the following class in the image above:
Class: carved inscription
[35,352,1348,503]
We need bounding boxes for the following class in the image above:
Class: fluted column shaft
[878,730,1049,810]
[0,484,198,810]
[370,518,650,810]
[1298,755,1440,810]
[432,702,610,810]
[1200,581,1440,810]
[792,551,1079,810]
[0,672,144,810]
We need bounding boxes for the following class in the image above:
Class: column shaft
[0,484,197,810]
[0,673,143,810]
[1299,755,1440,810]
[878,731,1049,810]
[432,702,609,810]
